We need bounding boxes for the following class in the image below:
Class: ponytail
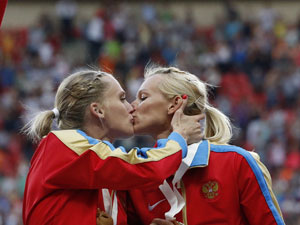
[204,105,232,144]
[22,110,56,143]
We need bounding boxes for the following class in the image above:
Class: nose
[126,101,134,113]
[131,100,138,110]
[129,105,135,114]
[129,107,135,114]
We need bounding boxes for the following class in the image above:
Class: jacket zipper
[181,180,188,225]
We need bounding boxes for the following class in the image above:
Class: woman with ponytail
[22,70,203,225]
[128,65,285,225]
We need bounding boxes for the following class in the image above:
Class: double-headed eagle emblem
[202,181,219,199]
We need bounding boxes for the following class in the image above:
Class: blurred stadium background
[1,0,300,224]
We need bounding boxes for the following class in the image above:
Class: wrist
[173,129,187,140]
[168,132,188,158]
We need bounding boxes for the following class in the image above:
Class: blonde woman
[128,66,285,225]
[22,70,203,225]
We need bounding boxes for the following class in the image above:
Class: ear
[167,96,183,115]
[90,102,104,119]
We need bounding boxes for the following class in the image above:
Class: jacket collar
[189,140,210,168]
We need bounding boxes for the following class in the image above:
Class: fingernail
[182,94,187,99]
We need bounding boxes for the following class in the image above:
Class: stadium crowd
[0,1,299,224]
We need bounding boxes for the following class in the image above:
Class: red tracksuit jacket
[128,140,285,225]
[22,129,187,225]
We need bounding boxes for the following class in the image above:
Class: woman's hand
[185,111,205,145]
[150,218,183,225]
[96,209,113,225]
[171,96,205,144]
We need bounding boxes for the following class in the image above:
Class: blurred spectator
[85,10,105,63]
[55,0,77,42]
[258,2,278,32]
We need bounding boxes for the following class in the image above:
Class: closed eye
[120,92,126,101]
[140,93,147,101]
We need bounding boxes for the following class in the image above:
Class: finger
[151,218,174,225]
[190,113,205,121]
[100,211,110,218]
[177,95,188,112]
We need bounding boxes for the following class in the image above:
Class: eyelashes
[140,94,147,101]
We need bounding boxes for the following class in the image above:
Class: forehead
[102,75,124,93]
[139,74,163,91]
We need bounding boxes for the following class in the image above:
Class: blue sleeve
[136,132,187,158]
[167,132,187,157]
[77,129,186,158]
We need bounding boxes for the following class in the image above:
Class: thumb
[192,113,205,121]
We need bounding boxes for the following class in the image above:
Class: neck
[81,123,114,143]
[154,127,172,140]
[153,118,173,140]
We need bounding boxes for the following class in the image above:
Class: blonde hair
[145,65,232,144]
[22,70,111,143]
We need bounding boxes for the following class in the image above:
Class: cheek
[138,102,166,121]
[137,102,153,116]
[115,103,129,114]
[108,104,129,122]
